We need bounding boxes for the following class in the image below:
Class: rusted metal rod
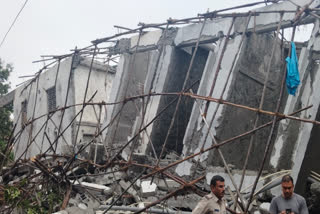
[202,17,235,118]
[140,105,312,180]
[182,92,320,125]
[244,23,297,214]
[134,175,205,214]
[152,18,208,183]
[193,14,251,187]
[237,12,284,206]
[73,45,98,147]
[55,49,79,153]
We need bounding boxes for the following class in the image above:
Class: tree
[0,59,13,162]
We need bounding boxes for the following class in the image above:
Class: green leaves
[0,58,13,165]
[4,179,64,214]
[4,186,21,202]
[0,59,12,95]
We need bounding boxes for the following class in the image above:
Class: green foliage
[4,186,20,202]
[4,179,64,214]
[0,59,12,95]
[0,59,13,163]
[27,208,38,214]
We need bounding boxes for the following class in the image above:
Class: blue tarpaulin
[286,42,300,96]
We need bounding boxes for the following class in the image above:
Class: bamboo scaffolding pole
[202,17,235,118]
[190,89,247,207]
[311,170,320,179]
[40,59,62,153]
[241,169,290,193]
[254,171,290,196]
[91,7,305,45]
[139,105,311,181]
[73,45,98,148]
[136,22,171,161]
[23,72,41,160]
[108,30,143,154]
[181,92,320,125]
[55,49,79,153]
[151,18,209,184]
[8,90,320,147]
[187,15,252,202]
[103,80,200,170]
[4,9,320,214]
[226,186,244,213]
[134,175,205,214]
[236,12,284,208]
[102,168,147,214]
[244,19,297,214]
[119,161,207,197]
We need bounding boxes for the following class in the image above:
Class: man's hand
[280,211,294,214]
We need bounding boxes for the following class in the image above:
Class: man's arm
[300,198,309,214]
[269,198,278,214]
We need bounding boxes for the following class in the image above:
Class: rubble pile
[1,150,297,214]
[0,152,209,214]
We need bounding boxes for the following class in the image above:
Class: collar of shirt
[210,192,224,204]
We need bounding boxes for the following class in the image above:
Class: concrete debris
[73,181,111,193]
[141,180,157,197]
[259,202,271,214]
[78,203,88,210]
[156,178,180,191]
[119,180,140,202]
[53,211,68,214]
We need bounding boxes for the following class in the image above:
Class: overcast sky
[0,0,311,90]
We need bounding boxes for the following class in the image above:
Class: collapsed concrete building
[101,0,320,197]
[2,0,320,213]
[12,56,115,159]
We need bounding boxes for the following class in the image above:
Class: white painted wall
[291,19,320,183]
[73,59,115,144]
[13,57,115,159]
[270,20,320,175]
[13,57,74,159]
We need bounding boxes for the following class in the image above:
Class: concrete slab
[141,180,157,197]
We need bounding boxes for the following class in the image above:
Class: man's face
[282,181,294,199]
[211,181,225,200]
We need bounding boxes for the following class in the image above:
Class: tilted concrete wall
[103,49,160,156]
[269,19,320,195]
[13,57,114,159]
[100,0,320,192]
[102,28,209,159]
[13,57,75,159]
[145,47,209,156]
[175,22,283,191]
[73,59,115,145]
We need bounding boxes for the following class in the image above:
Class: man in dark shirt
[269,175,308,214]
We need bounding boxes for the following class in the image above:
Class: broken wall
[269,19,320,196]
[147,47,208,156]
[73,58,115,145]
[13,57,75,159]
[13,56,115,159]
[102,29,209,158]
[178,24,283,177]
[103,50,160,156]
